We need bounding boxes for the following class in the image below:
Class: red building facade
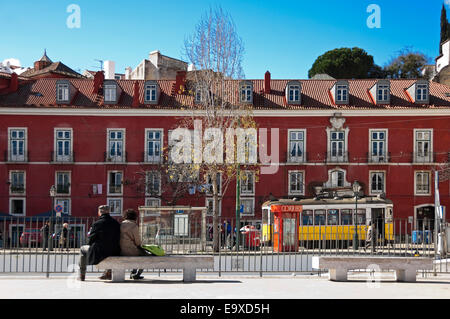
[1,73,450,232]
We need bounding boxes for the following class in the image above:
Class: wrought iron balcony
[4,151,29,163]
[324,152,349,164]
[51,151,75,163]
[104,151,128,163]
[367,152,391,164]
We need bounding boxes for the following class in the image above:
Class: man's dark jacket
[87,214,121,265]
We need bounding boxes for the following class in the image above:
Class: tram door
[371,208,385,241]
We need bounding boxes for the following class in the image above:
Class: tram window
[314,210,326,226]
[356,209,366,225]
[341,209,353,225]
[327,209,339,225]
[302,210,313,226]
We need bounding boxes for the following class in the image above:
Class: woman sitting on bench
[120,209,146,280]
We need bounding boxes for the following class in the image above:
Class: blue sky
[0,0,446,79]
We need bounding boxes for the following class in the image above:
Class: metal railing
[0,215,448,276]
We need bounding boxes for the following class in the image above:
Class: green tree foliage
[384,48,430,79]
[441,4,450,54]
[308,47,380,79]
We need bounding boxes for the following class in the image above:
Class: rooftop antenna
[94,59,104,71]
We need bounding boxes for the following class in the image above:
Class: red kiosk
[272,204,301,252]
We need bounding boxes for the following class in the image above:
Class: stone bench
[97,255,214,282]
[312,256,433,282]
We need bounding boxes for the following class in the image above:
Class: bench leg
[329,268,348,282]
[111,269,125,282]
[183,268,196,282]
[396,269,416,282]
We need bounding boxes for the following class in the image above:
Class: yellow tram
[262,197,394,248]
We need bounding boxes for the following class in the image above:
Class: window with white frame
[10,171,25,194]
[370,171,385,194]
[416,84,428,102]
[108,198,122,216]
[330,131,345,160]
[9,128,26,162]
[55,198,70,215]
[241,171,255,195]
[206,172,222,195]
[10,198,25,216]
[206,198,221,216]
[289,130,305,162]
[240,83,253,103]
[415,171,430,195]
[240,198,255,216]
[146,171,161,196]
[145,198,161,210]
[415,130,432,162]
[57,83,69,102]
[287,84,301,103]
[56,172,71,195]
[108,171,123,195]
[55,129,72,162]
[289,171,304,195]
[104,84,117,102]
[377,84,389,102]
[144,83,157,102]
[146,129,162,162]
[331,170,345,188]
[336,84,348,103]
[370,130,387,162]
[107,129,125,162]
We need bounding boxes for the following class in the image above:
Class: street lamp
[352,181,361,251]
[49,185,56,252]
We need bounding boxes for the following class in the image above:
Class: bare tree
[175,7,258,252]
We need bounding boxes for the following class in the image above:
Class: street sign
[55,204,63,213]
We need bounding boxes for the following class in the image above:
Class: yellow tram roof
[262,196,393,207]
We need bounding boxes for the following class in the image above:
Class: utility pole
[235,118,241,252]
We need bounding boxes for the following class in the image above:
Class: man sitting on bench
[77,205,121,281]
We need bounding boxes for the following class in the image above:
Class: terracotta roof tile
[1,78,450,110]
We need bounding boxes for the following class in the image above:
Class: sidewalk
[0,272,449,299]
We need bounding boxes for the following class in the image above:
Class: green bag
[141,244,166,256]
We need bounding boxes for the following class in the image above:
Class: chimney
[132,81,140,107]
[175,71,187,94]
[264,71,271,94]
[8,73,18,93]
[92,71,105,94]
[104,61,116,80]
[125,67,132,80]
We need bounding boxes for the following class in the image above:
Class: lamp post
[352,181,361,251]
[49,185,56,252]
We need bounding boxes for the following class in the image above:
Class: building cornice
[1,107,450,117]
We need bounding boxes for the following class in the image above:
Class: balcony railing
[108,185,123,194]
[141,152,163,164]
[10,185,25,194]
[51,151,75,163]
[324,152,349,164]
[286,152,308,164]
[412,152,435,164]
[4,151,29,163]
[56,185,70,195]
[104,151,128,163]
[367,152,391,164]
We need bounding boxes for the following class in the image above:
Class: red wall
[1,114,449,224]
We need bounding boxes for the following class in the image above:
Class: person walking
[59,223,69,251]
[41,221,50,251]
[365,221,376,253]
[77,205,121,281]
[120,209,146,280]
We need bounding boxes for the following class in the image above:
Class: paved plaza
[0,272,449,299]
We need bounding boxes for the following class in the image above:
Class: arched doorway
[415,205,435,232]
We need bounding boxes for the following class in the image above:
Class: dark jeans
[78,245,90,275]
